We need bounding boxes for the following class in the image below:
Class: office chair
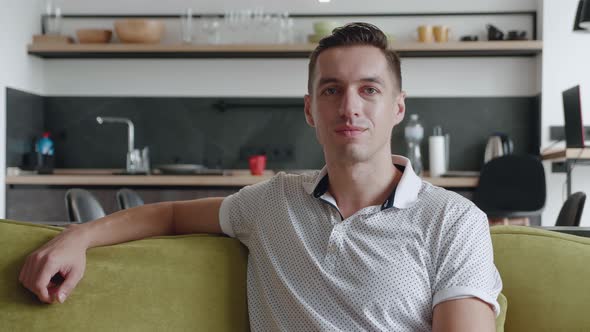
[116,188,145,210]
[473,154,546,226]
[555,192,586,226]
[65,188,106,223]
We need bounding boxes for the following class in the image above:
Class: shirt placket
[325,221,344,271]
[318,193,345,270]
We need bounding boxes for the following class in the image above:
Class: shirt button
[328,244,337,253]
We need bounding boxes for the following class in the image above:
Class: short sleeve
[432,204,503,316]
[218,178,272,247]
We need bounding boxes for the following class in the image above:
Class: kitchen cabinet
[6,186,240,222]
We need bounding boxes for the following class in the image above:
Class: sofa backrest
[0,219,249,331]
[3,220,588,331]
[491,226,590,331]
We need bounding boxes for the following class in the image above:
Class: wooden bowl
[76,29,113,43]
[313,21,341,35]
[114,19,165,43]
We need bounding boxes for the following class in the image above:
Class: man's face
[304,45,406,163]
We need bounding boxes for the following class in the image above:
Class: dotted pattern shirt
[219,155,502,331]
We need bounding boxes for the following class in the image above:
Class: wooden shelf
[542,148,590,161]
[27,41,542,59]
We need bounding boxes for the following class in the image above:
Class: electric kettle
[484,133,514,163]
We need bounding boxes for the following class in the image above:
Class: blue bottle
[36,132,54,156]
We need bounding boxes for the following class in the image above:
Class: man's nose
[338,88,361,119]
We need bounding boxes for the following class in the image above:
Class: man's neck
[325,152,402,219]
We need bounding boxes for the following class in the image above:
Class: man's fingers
[18,227,88,305]
[55,267,83,303]
[32,260,60,303]
[34,281,52,303]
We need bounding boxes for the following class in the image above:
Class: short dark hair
[307,22,402,94]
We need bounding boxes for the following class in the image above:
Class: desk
[542,148,590,196]
[537,226,590,238]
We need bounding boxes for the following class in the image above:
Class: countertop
[5,168,479,188]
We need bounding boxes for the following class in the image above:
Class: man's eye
[322,87,338,96]
[364,87,378,95]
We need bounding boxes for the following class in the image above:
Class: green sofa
[491,226,590,331]
[1,219,589,331]
[0,220,249,331]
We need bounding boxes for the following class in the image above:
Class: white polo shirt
[219,155,502,331]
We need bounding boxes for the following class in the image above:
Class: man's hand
[18,198,224,304]
[19,224,89,304]
[432,298,496,332]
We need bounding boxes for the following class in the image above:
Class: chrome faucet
[96,116,150,174]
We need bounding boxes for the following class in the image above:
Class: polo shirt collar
[302,155,422,209]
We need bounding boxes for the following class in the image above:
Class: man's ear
[393,91,407,125]
[304,94,315,127]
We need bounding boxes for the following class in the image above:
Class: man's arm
[19,197,224,304]
[83,197,224,248]
[432,298,496,332]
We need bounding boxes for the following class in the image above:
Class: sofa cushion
[0,219,249,331]
[491,226,590,331]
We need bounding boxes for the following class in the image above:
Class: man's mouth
[334,126,366,137]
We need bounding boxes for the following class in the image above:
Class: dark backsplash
[43,97,322,170]
[398,96,541,171]
[7,89,540,171]
[6,88,44,168]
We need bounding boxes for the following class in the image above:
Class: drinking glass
[180,8,193,43]
[44,0,62,35]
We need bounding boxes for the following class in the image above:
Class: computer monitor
[562,85,585,148]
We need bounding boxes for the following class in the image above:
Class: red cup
[248,155,266,176]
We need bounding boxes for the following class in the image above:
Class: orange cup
[248,155,267,176]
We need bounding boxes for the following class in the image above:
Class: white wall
[541,0,590,226]
[0,0,45,218]
[44,58,539,97]
[58,0,538,14]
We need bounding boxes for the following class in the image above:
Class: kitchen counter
[6,168,478,222]
[6,169,275,187]
[5,169,478,188]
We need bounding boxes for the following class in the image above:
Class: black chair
[555,192,586,226]
[116,188,144,210]
[65,188,106,223]
[473,154,546,225]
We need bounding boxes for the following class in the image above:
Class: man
[20,23,501,331]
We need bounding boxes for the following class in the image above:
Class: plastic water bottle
[36,132,54,156]
[404,114,424,175]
